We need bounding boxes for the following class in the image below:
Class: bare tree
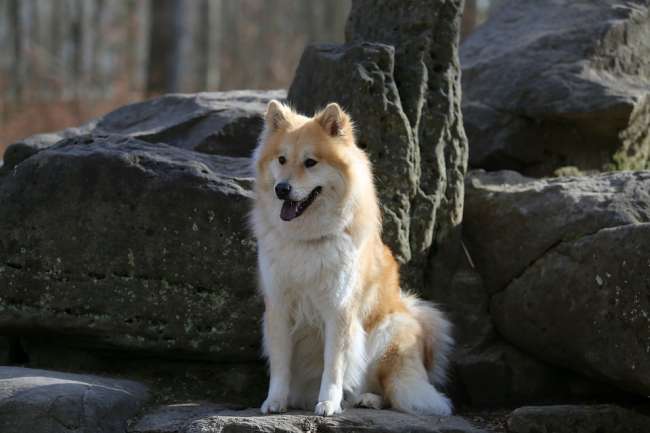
[2,0,351,104]
[462,0,478,40]
[147,0,188,95]
[8,0,27,103]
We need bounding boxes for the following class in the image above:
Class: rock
[464,170,650,294]
[464,170,650,396]
[289,43,417,273]
[492,223,650,396]
[507,405,650,433]
[0,366,148,433]
[1,90,284,173]
[2,123,96,173]
[18,341,268,408]
[430,262,493,349]
[430,256,614,409]
[430,170,637,408]
[131,406,486,433]
[0,338,9,365]
[0,134,262,362]
[130,403,236,433]
[461,0,650,176]
[453,344,616,409]
[96,90,284,158]
[289,0,467,289]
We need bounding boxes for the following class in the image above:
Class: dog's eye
[304,158,318,168]
[278,156,286,165]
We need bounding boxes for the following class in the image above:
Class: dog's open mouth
[280,187,322,221]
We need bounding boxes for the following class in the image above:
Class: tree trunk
[204,0,222,90]
[462,0,478,40]
[9,0,26,104]
[147,0,186,95]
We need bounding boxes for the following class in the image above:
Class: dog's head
[253,100,369,240]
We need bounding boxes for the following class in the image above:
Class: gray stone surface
[289,0,467,289]
[131,403,235,433]
[507,405,650,433]
[1,90,284,174]
[0,338,9,365]
[0,366,148,433]
[461,0,650,176]
[464,170,650,294]
[131,406,486,433]
[17,340,268,408]
[452,344,615,408]
[0,134,262,362]
[464,170,650,396]
[492,224,650,396]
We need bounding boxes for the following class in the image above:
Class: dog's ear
[265,100,290,131]
[316,103,350,137]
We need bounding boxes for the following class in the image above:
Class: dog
[251,100,453,416]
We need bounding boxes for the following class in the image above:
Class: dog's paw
[260,397,288,414]
[409,392,453,416]
[357,393,383,409]
[315,400,342,416]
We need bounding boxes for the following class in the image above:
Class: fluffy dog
[251,100,453,416]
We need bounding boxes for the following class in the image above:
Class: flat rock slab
[507,405,650,433]
[2,89,285,173]
[0,366,149,433]
[131,406,486,433]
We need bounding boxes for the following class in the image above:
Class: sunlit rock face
[462,0,650,176]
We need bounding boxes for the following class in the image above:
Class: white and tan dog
[251,100,453,416]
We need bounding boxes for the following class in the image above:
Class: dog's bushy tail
[406,296,454,387]
[382,295,453,416]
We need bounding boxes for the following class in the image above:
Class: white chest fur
[258,230,358,325]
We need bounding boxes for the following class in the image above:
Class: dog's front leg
[315,313,348,416]
[260,302,292,414]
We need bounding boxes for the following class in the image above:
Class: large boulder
[0,366,149,433]
[1,90,285,173]
[0,134,262,362]
[465,170,650,396]
[492,223,650,396]
[131,406,486,433]
[289,0,467,289]
[461,0,650,176]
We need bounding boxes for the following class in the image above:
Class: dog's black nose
[275,182,292,199]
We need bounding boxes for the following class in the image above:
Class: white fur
[255,218,363,414]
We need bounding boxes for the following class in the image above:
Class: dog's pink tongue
[281,200,300,221]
